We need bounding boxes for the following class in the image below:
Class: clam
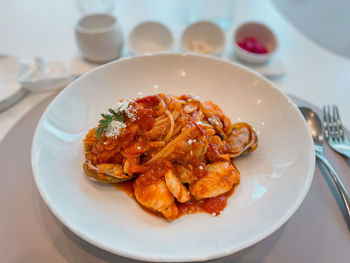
[225,122,258,158]
[83,160,136,184]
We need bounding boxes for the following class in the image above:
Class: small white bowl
[129,21,173,55]
[181,21,225,56]
[234,22,278,64]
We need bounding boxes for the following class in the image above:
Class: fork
[323,105,350,158]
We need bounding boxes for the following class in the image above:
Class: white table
[1,0,350,142]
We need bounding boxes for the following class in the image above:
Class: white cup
[75,13,123,63]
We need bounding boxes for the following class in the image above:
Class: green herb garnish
[97,108,124,143]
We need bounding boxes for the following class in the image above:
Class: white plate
[232,56,286,78]
[31,54,315,262]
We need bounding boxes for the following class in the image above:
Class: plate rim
[31,53,315,262]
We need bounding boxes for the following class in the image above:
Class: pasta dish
[83,94,257,221]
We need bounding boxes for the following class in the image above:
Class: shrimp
[189,161,240,200]
[133,176,178,220]
[164,170,190,203]
[161,203,179,221]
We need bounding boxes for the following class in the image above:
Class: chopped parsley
[97,108,124,143]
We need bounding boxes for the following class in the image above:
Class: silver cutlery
[323,105,350,158]
[299,107,350,223]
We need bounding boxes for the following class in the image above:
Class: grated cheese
[187,39,217,54]
[105,120,126,138]
[125,106,137,121]
[113,100,137,121]
[114,100,130,113]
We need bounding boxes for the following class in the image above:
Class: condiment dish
[181,21,225,56]
[234,22,277,64]
[129,21,173,55]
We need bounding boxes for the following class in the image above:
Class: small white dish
[182,21,225,56]
[129,21,173,55]
[75,13,123,63]
[234,22,278,64]
[32,54,314,262]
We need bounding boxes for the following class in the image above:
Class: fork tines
[323,105,345,142]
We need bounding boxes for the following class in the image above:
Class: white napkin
[0,56,79,111]
[18,57,73,92]
[0,54,102,111]
[0,56,27,112]
[0,56,22,96]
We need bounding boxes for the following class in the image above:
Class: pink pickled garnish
[237,37,268,54]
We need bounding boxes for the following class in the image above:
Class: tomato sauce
[190,159,208,180]
[177,185,237,217]
[116,181,134,198]
[143,160,173,180]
